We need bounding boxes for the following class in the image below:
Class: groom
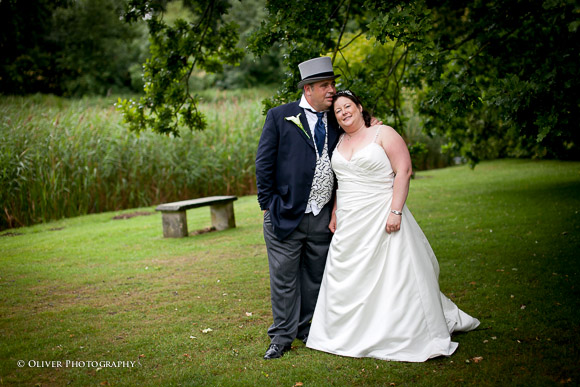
[255,57,341,359]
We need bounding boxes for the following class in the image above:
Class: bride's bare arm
[378,125,413,234]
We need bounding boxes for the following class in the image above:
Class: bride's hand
[329,213,337,233]
[386,213,401,234]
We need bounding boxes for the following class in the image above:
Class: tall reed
[0,90,268,230]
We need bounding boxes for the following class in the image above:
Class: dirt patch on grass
[112,211,155,220]
[191,226,216,236]
[0,232,23,237]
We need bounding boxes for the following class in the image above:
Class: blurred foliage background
[0,0,283,96]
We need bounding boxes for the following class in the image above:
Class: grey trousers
[263,205,333,346]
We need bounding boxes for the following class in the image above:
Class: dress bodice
[332,141,395,192]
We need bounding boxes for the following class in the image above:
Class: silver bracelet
[390,210,402,216]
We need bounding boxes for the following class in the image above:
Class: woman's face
[333,96,363,129]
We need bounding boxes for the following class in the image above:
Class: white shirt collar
[299,94,327,113]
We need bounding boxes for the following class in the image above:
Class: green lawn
[1,159,579,386]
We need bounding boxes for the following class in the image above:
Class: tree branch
[339,30,364,51]
[332,0,351,63]
[175,1,216,124]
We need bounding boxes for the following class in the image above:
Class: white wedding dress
[306,134,480,362]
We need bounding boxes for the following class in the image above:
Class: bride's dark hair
[331,90,372,127]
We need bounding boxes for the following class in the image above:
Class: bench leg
[161,211,188,238]
[210,202,236,231]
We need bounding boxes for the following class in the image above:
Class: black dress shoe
[263,344,291,359]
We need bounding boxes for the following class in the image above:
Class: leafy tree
[248,0,579,163]
[0,0,148,96]
[51,0,149,95]
[120,0,578,163]
[120,0,425,136]
[247,0,384,112]
[117,0,244,135]
[414,0,580,163]
[0,0,70,94]
[215,0,284,89]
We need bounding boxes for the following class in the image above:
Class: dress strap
[337,133,346,148]
[373,126,381,143]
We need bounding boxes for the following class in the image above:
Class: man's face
[304,79,337,112]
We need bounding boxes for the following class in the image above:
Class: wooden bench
[155,196,238,238]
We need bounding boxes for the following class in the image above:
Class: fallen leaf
[520,304,526,310]
[294,383,304,387]
[202,328,213,333]
[245,312,253,317]
[472,356,483,363]
[139,354,145,358]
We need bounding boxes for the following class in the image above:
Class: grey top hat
[297,57,340,89]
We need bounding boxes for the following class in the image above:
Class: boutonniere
[284,113,310,139]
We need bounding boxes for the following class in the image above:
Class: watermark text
[18,360,140,368]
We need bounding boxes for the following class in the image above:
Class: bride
[306,90,480,362]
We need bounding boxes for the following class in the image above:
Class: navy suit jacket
[256,101,341,240]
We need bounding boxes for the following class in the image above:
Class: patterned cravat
[314,112,326,156]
